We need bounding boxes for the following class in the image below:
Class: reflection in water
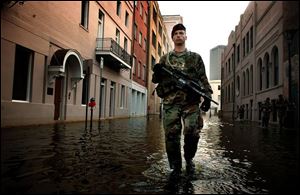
[1,115,299,194]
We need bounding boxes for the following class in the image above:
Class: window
[144,38,147,51]
[272,47,279,86]
[144,12,147,25]
[236,75,240,96]
[152,7,157,25]
[243,72,245,96]
[139,32,142,45]
[237,44,240,63]
[116,28,120,44]
[81,1,89,29]
[246,32,249,54]
[158,43,161,57]
[143,64,146,80]
[158,23,162,36]
[125,11,129,27]
[120,85,125,108]
[242,37,245,57]
[140,3,143,17]
[250,65,253,93]
[97,10,104,39]
[13,45,33,101]
[138,61,141,78]
[124,37,128,52]
[134,23,137,40]
[264,53,270,89]
[152,31,156,48]
[250,26,253,49]
[132,56,136,75]
[258,58,262,90]
[116,1,121,16]
[151,55,156,68]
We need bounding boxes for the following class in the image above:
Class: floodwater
[1,115,299,194]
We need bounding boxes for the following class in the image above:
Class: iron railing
[96,38,131,67]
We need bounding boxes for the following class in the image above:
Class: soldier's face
[172,30,187,45]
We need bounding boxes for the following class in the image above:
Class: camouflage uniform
[154,49,212,171]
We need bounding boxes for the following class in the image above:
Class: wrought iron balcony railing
[96,38,131,69]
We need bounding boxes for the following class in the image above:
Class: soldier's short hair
[171,23,186,38]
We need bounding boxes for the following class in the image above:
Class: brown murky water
[1,115,299,194]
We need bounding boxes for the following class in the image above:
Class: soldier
[152,23,213,178]
[261,97,272,128]
[276,94,288,129]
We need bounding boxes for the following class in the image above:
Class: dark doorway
[54,77,63,120]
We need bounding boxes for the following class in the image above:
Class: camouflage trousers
[163,103,203,170]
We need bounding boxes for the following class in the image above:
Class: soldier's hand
[200,97,211,112]
[152,63,166,84]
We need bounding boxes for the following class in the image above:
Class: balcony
[96,38,131,70]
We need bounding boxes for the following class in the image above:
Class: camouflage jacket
[156,49,212,105]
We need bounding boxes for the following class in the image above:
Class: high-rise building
[210,45,225,80]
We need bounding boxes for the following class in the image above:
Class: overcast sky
[158,1,250,79]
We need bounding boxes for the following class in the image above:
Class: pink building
[1,1,134,127]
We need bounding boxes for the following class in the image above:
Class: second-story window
[117,1,121,16]
[81,1,89,29]
[152,31,156,48]
[125,11,129,27]
[116,29,120,44]
[139,32,142,46]
[124,37,128,52]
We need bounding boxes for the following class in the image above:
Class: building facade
[146,1,172,115]
[221,1,299,127]
[1,1,136,127]
[130,1,149,117]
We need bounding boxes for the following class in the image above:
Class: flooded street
[1,115,299,194]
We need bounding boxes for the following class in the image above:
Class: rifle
[160,66,219,105]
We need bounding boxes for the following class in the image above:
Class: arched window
[272,46,279,86]
[236,75,240,97]
[250,65,253,94]
[243,71,246,96]
[228,84,231,102]
[257,58,262,90]
[246,68,249,95]
[264,53,270,89]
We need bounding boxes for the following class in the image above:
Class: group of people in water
[237,94,292,129]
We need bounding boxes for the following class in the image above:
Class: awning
[48,49,84,86]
